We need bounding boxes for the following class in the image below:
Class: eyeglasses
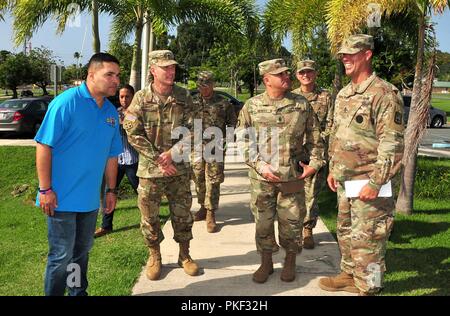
[298,70,315,76]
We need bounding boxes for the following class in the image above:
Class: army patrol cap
[148,50,178,67]
[258,58,290,76]
[297,60,316,72]
[197,71,214,86]
[337,34,374,56]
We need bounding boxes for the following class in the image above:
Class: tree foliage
[0,53,32,98]
[436,49,450,81]
[108,42,134,85]
[28,46,56,95]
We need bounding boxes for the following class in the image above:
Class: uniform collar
[147,82,175,105]
[262,91,294,107]
[300,86,321,101]
[349,72,377,95]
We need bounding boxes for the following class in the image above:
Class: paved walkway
[132,145,353,296]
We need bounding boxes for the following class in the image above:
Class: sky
[1,1,450,66]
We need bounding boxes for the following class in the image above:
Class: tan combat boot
[193,206,207,221]
[178,241,200,276]
[280,251,297,282]
[145,245,162,281]
[252,251,274,283]
[303,227,315,249]
[206,209,218,233]
[318,271,360,293]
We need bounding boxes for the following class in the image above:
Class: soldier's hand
[261,164,281,182]
[298,162,316,180]
[157,151,173,167]
[159,163,177,176]
[359,184,379,201]
[327,174,337,192]
[39,191,58,217]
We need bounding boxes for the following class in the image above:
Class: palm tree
[326,0,450,215]
[106,0,258,90]
[12,0,102,54]
[264,0,345,94]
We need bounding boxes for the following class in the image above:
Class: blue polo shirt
[35,82,122,212]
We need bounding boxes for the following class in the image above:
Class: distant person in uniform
[292,59,334,249]
[191,71,237,233]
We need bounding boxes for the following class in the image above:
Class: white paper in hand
[344,180,392,198]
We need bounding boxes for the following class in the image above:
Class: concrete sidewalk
[132,145,354,296]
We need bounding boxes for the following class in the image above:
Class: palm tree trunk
[396,14,426,215]
[92,0,100,53]
[129,17,144,90]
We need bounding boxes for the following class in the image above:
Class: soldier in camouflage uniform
[292,60,334,249]
[191,71,237,233]
[236,59,324,283]
[318,35,404,295]
[123,50,199,281]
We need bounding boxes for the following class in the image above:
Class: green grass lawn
[0,146,449,296]
[432,94,450,123]
[319,157,450,296]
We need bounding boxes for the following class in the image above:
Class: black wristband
[39,187,53,194]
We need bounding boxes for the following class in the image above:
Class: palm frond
[175,0,258,38]
[12,0,90,47]
[326,0,414,54]
[264,0,326,58]
[109,9,136,48]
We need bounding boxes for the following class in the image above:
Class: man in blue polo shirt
[35,53,122,296]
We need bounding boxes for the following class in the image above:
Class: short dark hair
[87,53,120,71]
[119,84,135,95]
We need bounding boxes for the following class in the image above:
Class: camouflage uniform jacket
[192,92,237,140]
[292,86,334,160]
[329,73,404,188]
[236,91,324,182]
[123,83,194,178]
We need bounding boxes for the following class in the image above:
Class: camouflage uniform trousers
[303,164,328,229]
[250,178,306,253]
[336,184,394,294]
[191,160,224,211]
[137,174,193,247]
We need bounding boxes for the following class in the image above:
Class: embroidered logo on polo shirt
[106,117,116,127]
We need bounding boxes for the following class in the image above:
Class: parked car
[0,97,53,135]
[189,89,244,116]
[20,90,34,98]
[402,95,447,128]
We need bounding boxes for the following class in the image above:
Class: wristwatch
[106,188,118,194]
